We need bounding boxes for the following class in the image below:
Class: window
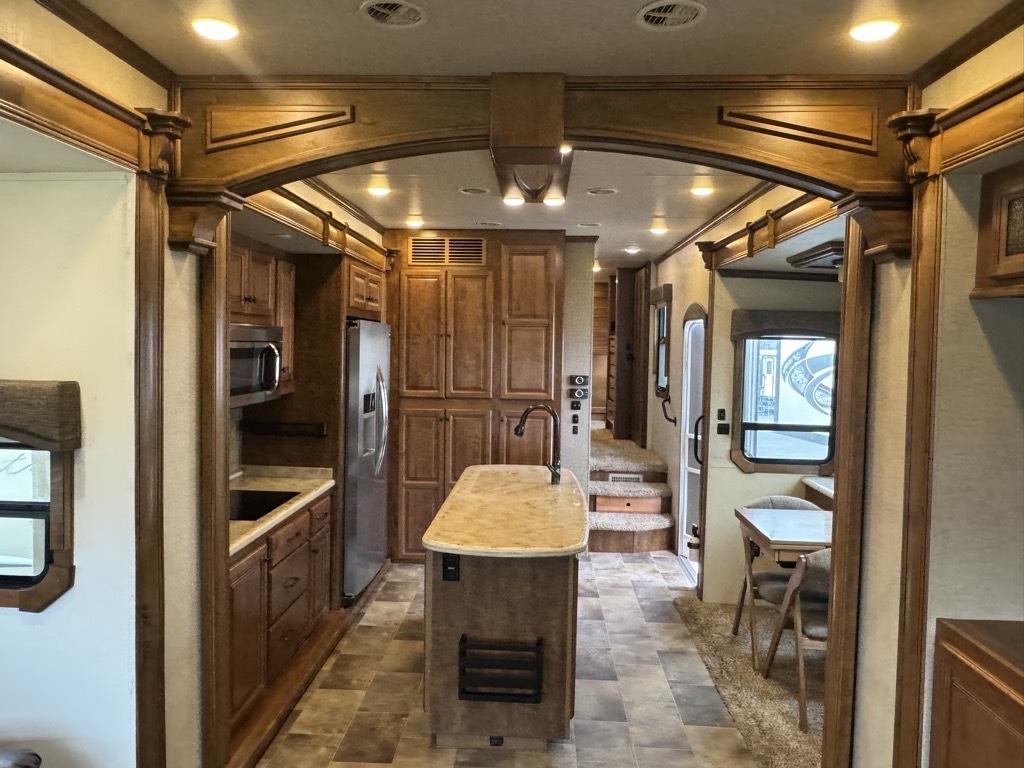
[0,441,51,587]
[729,309,839,473]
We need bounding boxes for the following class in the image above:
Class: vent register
[409,237,486,266]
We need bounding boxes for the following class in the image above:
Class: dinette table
[734,506,833,667]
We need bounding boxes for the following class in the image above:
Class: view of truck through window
[0,440,50,586]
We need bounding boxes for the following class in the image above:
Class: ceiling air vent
[359,1,425,27]
[634,1,707,31]
[409,237,486,266]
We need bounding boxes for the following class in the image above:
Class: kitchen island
[422,464,588,750]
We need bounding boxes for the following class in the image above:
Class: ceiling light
[368,186,391,196]
[690,186,714,196]
[406,216,424,228]
[559,144,573,155]
[503,194,525,207]
[191,18,239,40]
[459,187,488,195]
[543,196,565,207]
[625,246,641,254]
[650,222,668,235]
[593,261,602,273]
[849,19,900,42]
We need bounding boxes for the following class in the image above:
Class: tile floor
[258,553,758,768]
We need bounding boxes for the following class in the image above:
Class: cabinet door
[499,245,558,399]
[227,244,248,319]
[498,409,552,467]
[399,272,445,397]
[247,251,276,320]
[275,258,296,390]
[447,270,493,398]
[397,408,445,560]
[365,272,384,317]
[348,264,368,310]
[445,409,493,494]
[229,545,267,723]
[308,525,330,625]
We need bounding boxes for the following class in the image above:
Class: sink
[229,489,300,521]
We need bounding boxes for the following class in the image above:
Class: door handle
[374,366,389,477]
[693,415,704,466]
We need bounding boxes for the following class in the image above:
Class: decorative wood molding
[140,109,191,179]
[837,192,912,264]
[167,188,246,255]
[655,182,777,264]
[787,241,845,270]
[649,284,673,305]
[696,241,717,270]
[934,73,1024,173]
[0,380,82,451]
[730,310,841,340]
[205,105,355,153]
[717,104,879,155]
[722,268,839,282]
[0,40,144,168]
[886,109,942,183]
[302,178,386,234]
[911,1,1024,88]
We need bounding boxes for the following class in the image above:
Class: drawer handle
[284,576,300,588]
[285,530,302,543]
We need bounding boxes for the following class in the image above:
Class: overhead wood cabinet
[388,232,563,562]
[228,238,276,323]
[346,258,385,320]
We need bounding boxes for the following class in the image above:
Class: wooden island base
[424,551,578,748]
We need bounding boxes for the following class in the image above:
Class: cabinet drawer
[269,541,309,622]
[267,590,310,683]
[268,511,309,565]
[595,496,662,513]
[309,494,331,532]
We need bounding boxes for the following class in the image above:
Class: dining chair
[732,495,823,669]
[762,548,831,732]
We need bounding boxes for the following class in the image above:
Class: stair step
[590,429,667,476]
[589,481,671,498]
[588,512,674,532]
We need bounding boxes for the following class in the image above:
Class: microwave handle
[260,343,281,392]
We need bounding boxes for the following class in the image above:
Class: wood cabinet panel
[308,494,331,532]
[501,324,554,399]
[228,244,248,317]
[446,271,494,398]
[501,245,556,322]
[399,272,445,397]
[308,526,330,624]
[248,251,276,320]
[445,409,493,492]
[229,235,279,323]
[399,409,445,484]
[268,510,309,565]
[267,590,310,683]
[269,541,309,623]
[399,485,444,561]
[275,258,296,390]
[498,409,552,467]
[229,544,267,723]
[366,271,383,314]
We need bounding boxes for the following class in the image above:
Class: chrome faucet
[513,403,561,484]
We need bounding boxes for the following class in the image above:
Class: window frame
[650,284,673,401]
[729,310,839,475]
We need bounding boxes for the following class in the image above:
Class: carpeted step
[588,511,673,532]
[589,480,671,498]
[589,429,668,476]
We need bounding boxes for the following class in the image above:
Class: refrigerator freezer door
[344,320,391,604]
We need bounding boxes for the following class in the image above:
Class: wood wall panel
[501,325,554,400]
[399,273,445,398]
[447,271,493,398]
[445,409,493,491]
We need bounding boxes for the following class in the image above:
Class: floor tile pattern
[258,553,757,768]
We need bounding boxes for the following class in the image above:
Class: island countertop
[422,464,588,557]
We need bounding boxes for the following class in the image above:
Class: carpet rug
[674,597,824,768]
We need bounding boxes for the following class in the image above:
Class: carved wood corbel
[138,108,192,180]
[887,109,942,184]
[696,241,718,270]
[836,192,913,264]
[167,188,246,255]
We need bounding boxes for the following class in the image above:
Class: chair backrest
[800,548,832,594]
[743,494,822,511]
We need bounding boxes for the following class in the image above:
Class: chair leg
[731,574,747,636]
[761,600,789,678]
[746,573,758,669]
[794,596,808,732]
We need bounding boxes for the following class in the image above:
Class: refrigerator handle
[374,365,389,477]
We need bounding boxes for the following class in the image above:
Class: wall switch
[570,400,582,410]
[717,408,727,420]
[571,414,579,424]
[717,423,730,435]
[572,425,579,435]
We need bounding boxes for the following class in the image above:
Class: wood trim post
[695,242,717,601]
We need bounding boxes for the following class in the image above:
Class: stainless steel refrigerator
[342,319,390,605]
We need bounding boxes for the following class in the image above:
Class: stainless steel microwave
[229,323,283,408]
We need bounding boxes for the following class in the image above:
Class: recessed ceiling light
[477,221,502,227]
[559,144,573,156]
[690,186,714,196]
[849,19,900,42]
[650,221,668,235]
[503,194,525,207]
[543,196,565,207]
[191,18,239,40]
[368,186,391,196]
[406,216,424,228]
[587,188,617,196]
[624,246,641,254]
[459,187,489,195]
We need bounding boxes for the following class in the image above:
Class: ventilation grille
[409,237,486,266]
[634,1,707,30]
[360,1,425,27]
[608,473,644,484]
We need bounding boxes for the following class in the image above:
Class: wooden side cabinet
[930,619,1024,768]
[346,260,384,321]
[229,242,276,323]
[973,160,1024,299]
[229,543,268,726]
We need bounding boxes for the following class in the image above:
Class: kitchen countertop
[229,465,335,556]
[802,475,835,499]
[422,464,588,557]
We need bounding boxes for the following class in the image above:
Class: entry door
[678,318,706,560]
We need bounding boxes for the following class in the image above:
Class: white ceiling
[0,120,118,173]
[78,0,1013,77]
